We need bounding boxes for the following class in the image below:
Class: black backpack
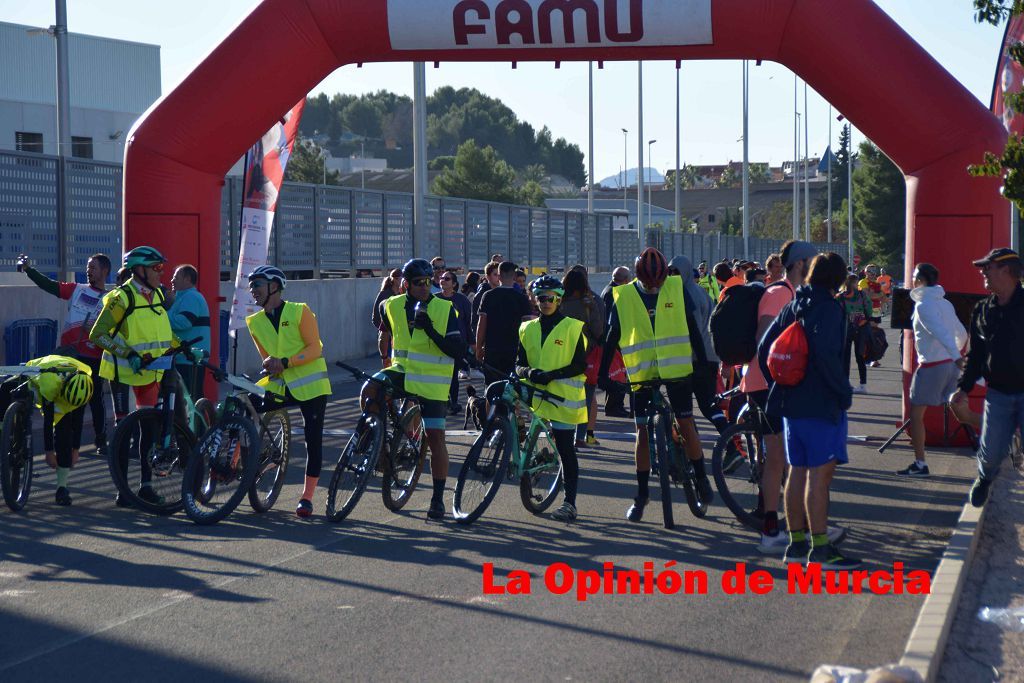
[858,325,889,363]
[710,282,790,366]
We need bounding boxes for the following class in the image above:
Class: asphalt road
[0,328,981,682]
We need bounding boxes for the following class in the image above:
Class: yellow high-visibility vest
[612,276,693,383]
[519,316,588,425]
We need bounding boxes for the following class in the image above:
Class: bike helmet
[61,371,94,410]
[635,247,668,289]
[529,274,564,297]
[247,265,287,289]
[402,258,434,281]
[123,246,166,269]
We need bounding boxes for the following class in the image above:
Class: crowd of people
[8,239,1024,571]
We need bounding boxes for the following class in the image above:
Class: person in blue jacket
[166,264,211,398]
[758,252,858,571]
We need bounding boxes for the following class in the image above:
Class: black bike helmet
[529,274,564,296]
[635,247,668,290]
[402,258,434,281]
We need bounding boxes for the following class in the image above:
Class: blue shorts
[783,414,848,468]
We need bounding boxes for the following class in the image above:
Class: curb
[899,495,987,682]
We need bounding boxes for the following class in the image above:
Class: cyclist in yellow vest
[697,262,720,301]
[90,246,189,507]
[515,275,588,522]
[598,247,714,522]
[245,265,332,519]
[0,355,93,506]
[369,258,467,520]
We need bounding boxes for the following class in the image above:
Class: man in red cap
[950,248,1024,506]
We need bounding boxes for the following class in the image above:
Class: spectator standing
[461,271,480,297]
[165,264,211,400]
[951,248,1024,506]
[560,266,606,448]
[898,263,967,477]
[19,252,111,454]
[759,252,858,569]
[740,240,818,552]
[430,256,446,294]
[475,262,533,383]
[765,254,784,284]
[838,273,875,393]
[372,269,403,332]
[471,261,501,337]
[438,270,472,414]
[600,266,633,418]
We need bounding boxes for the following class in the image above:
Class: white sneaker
[852,384,867,394]
[756,531,789,555]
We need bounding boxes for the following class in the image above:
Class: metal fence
[0,149,845,278]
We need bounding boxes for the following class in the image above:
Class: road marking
[336,605,354,609]
[0,590,35,597]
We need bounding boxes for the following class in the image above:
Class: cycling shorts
[633,379,693,425]
[748,389,783,435]
[374,368,448,430]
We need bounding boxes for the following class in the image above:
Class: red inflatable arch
[125,0,1006,432]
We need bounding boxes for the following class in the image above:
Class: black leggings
[42,403,79,468]
[692,361,728,434]
[844,326,868,385]
[551,428,579,506]
[257,392,327,478]
[81,357,108,441]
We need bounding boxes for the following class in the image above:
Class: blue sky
[2,1,1004,181]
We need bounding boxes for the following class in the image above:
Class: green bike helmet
[123,246,166,269]
[529,274,564,297]
[61,371,94,410]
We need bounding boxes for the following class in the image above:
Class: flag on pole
[992,14,1024,135]
[228,100,306,334]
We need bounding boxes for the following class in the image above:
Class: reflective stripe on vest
[98,281,173,386]
[612,277,693,383]
[385,294,455,402]
[519,316,588,425]
[246,301,331,401]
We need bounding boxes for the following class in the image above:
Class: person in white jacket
[899,263,969,476]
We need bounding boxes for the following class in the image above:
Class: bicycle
[0,365,48,511]
[106,341,217,515]
[181,365,283,525]
[452,362,567,524]
[710,393,782,532]
[325,361,426,522]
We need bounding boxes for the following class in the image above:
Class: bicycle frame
[488,379,559,480]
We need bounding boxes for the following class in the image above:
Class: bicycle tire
[519,428,563,514]
[1,401,33,512]
[453,416,512,524]
[248,409,291,512]
[325,415,383,523]
[711,421,763,531]
[381,404,426,512]
[652,412,675,529]
[182,414,261,525]
[107,408,194,515]
[195,397,217,435]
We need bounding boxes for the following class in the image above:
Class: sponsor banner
[229,100,305,333]
[993,15,1024,135]
[387,0,712,51]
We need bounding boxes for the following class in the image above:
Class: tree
[342,99,383,138]
[519,180,547,207]
[428,156,455,171]
[431,139,520,204]
[664,164,699,189]
[970,1,1024,208]
[716,165,741,189]
[749,163,772,185]
[852,141,906,270]
[284,138,340,185]
[833,124,854,206]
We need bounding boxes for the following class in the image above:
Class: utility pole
[674,64,681,237]
[827,105,833,242]
[742,60,750,260]
[637,62,645,247]
[55,0,71,280]
[588,62,594,214]
[803,82,810,242]
[413,62,428,256]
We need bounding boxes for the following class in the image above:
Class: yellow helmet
[60,371,93,409]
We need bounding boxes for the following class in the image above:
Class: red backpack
[767,319,809,386]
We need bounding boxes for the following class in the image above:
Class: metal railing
[0,149,846,278]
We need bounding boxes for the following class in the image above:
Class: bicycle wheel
[711,421,763,531]
[195,398,217,435]
[381,404,426,512]
[519,427,563,514]
[454,415,512,524]
[651,413,674,529]
[325,415,382,523]
[108,408,194,515]
[182,415,261,525]
[1,401,34,512]
[248,409,291,512]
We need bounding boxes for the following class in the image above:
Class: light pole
[637,62,645,247]
[827,105,833,242]
[848,123,854,265]
[360,140,366,190]
[674,64,681,236]
[792,75,799,240]
[621,128,628,211]
[803,82,810,242]
[647,139,657,232]
[742,60,750,260]
[588,62,594,214]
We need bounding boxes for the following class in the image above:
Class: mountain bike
[710,393,778,532]
[180,367,270,525]
[325,361,426,522]
[107,341,216,515]
[452,363,566,524]
[0,365,46,511]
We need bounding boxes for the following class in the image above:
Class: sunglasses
[409,277,431,287]
[536,295,558,304]
[248,279,269,290]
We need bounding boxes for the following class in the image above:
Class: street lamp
[647,139,657,231]
[621,128,628,211]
